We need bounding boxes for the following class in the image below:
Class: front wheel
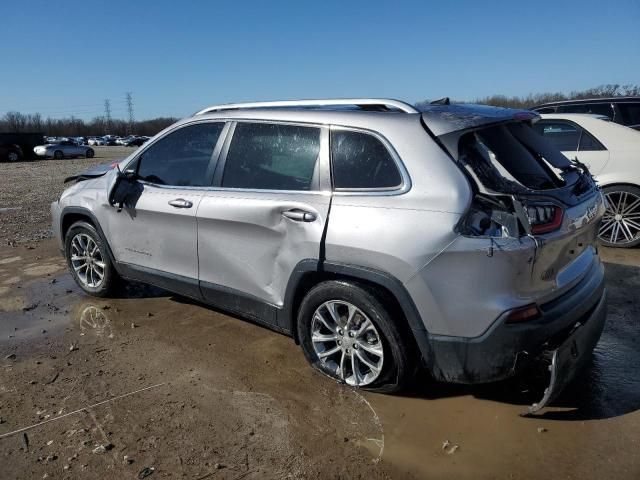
[297,280,413,393]
[599,185,640,248]
[53,150,63,160]
[85,148,95,158]
[64,221,120,297]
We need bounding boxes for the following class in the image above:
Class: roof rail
[194,98,419,115]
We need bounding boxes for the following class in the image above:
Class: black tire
[7,150,21,162]
[64,221,120,297]
[53,150,63,160]
[297,280,413,393]
[599,185,640,248]
[86,148,95,158]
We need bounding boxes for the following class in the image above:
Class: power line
[125,92,134,135]
[104,99,112,135]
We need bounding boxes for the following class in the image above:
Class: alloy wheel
[311,300,384,387]
[599,191,640,245]
[8,151,19,162]
[70,233,105,288]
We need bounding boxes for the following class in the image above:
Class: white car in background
[88,137,106,146]
[34,139,95,160]
[536,114,640,247]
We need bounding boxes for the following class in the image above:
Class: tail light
[526,204,563,234]
[506,303,541,323]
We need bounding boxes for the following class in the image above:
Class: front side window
[137,122,224,186]
[556,102,614,119]
[331,130,402,189]
[222,123,321,191]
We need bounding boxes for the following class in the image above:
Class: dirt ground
[0,152,639,479]
[0,147,130,245]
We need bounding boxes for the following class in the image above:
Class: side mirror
[124,168,137,180]
[108,168,143,211]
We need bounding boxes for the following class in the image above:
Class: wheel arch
[282,260,430,363]
[60,207,119,271]
[599,181,640,190]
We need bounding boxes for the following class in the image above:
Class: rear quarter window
[330,130,402,190]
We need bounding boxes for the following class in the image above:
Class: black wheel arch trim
[59,206,121,275]
[281,259,432,364]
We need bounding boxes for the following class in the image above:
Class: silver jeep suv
[52,99,607,410]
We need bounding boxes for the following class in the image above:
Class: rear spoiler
[420,104,539,137]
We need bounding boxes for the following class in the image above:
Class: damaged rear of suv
[52,99,606,412]
[417,104,606,411]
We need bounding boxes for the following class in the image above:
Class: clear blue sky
[1,0,638,120]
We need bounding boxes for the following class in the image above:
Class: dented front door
[196,190,330,324]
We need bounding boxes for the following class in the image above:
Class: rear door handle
[168,198,193,208]
[282,209,316,222]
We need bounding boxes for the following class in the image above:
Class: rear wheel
[53,150,63,160]
[297,280,412,393]
[7,150,20,162]
[64,221,120,297]
[86,148,95,158]
[599,185,640,248]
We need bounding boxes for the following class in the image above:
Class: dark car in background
[531,97,640,130]
[0,132,45,162]
[123,136,149,147]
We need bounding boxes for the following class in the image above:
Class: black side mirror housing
[109,168,143,211]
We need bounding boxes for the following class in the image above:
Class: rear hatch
[421,104,605,300]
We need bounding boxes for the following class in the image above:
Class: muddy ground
[0,152,639,479]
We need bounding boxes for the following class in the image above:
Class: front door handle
[282,209,316,222]
[168,198,193,209]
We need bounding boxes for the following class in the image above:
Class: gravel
[0,147,132,245]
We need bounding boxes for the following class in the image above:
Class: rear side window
[222,123,321,191]
[532,121,581,151]
[533,121,605,152]
[556,103,614,119]
[331,130,402,189]
[137,122,224,186]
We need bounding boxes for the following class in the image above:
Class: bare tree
[3,111,27,132]
[416,83,640,109]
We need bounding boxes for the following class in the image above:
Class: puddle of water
[0,274,79,346]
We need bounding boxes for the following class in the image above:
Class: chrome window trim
[329,125,411,196]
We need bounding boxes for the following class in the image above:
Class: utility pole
[103,99,112,135]
[126,92,134,135]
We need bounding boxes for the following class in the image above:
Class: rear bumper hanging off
[527,291,607,413]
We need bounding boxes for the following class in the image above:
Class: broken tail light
[458,194,520,238]
[526,204,564,234]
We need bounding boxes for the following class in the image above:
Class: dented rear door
[196,122,331,327]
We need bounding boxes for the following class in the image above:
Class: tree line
[2,84,638,136]
[417,84,640,109]
[0,112,178,137]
